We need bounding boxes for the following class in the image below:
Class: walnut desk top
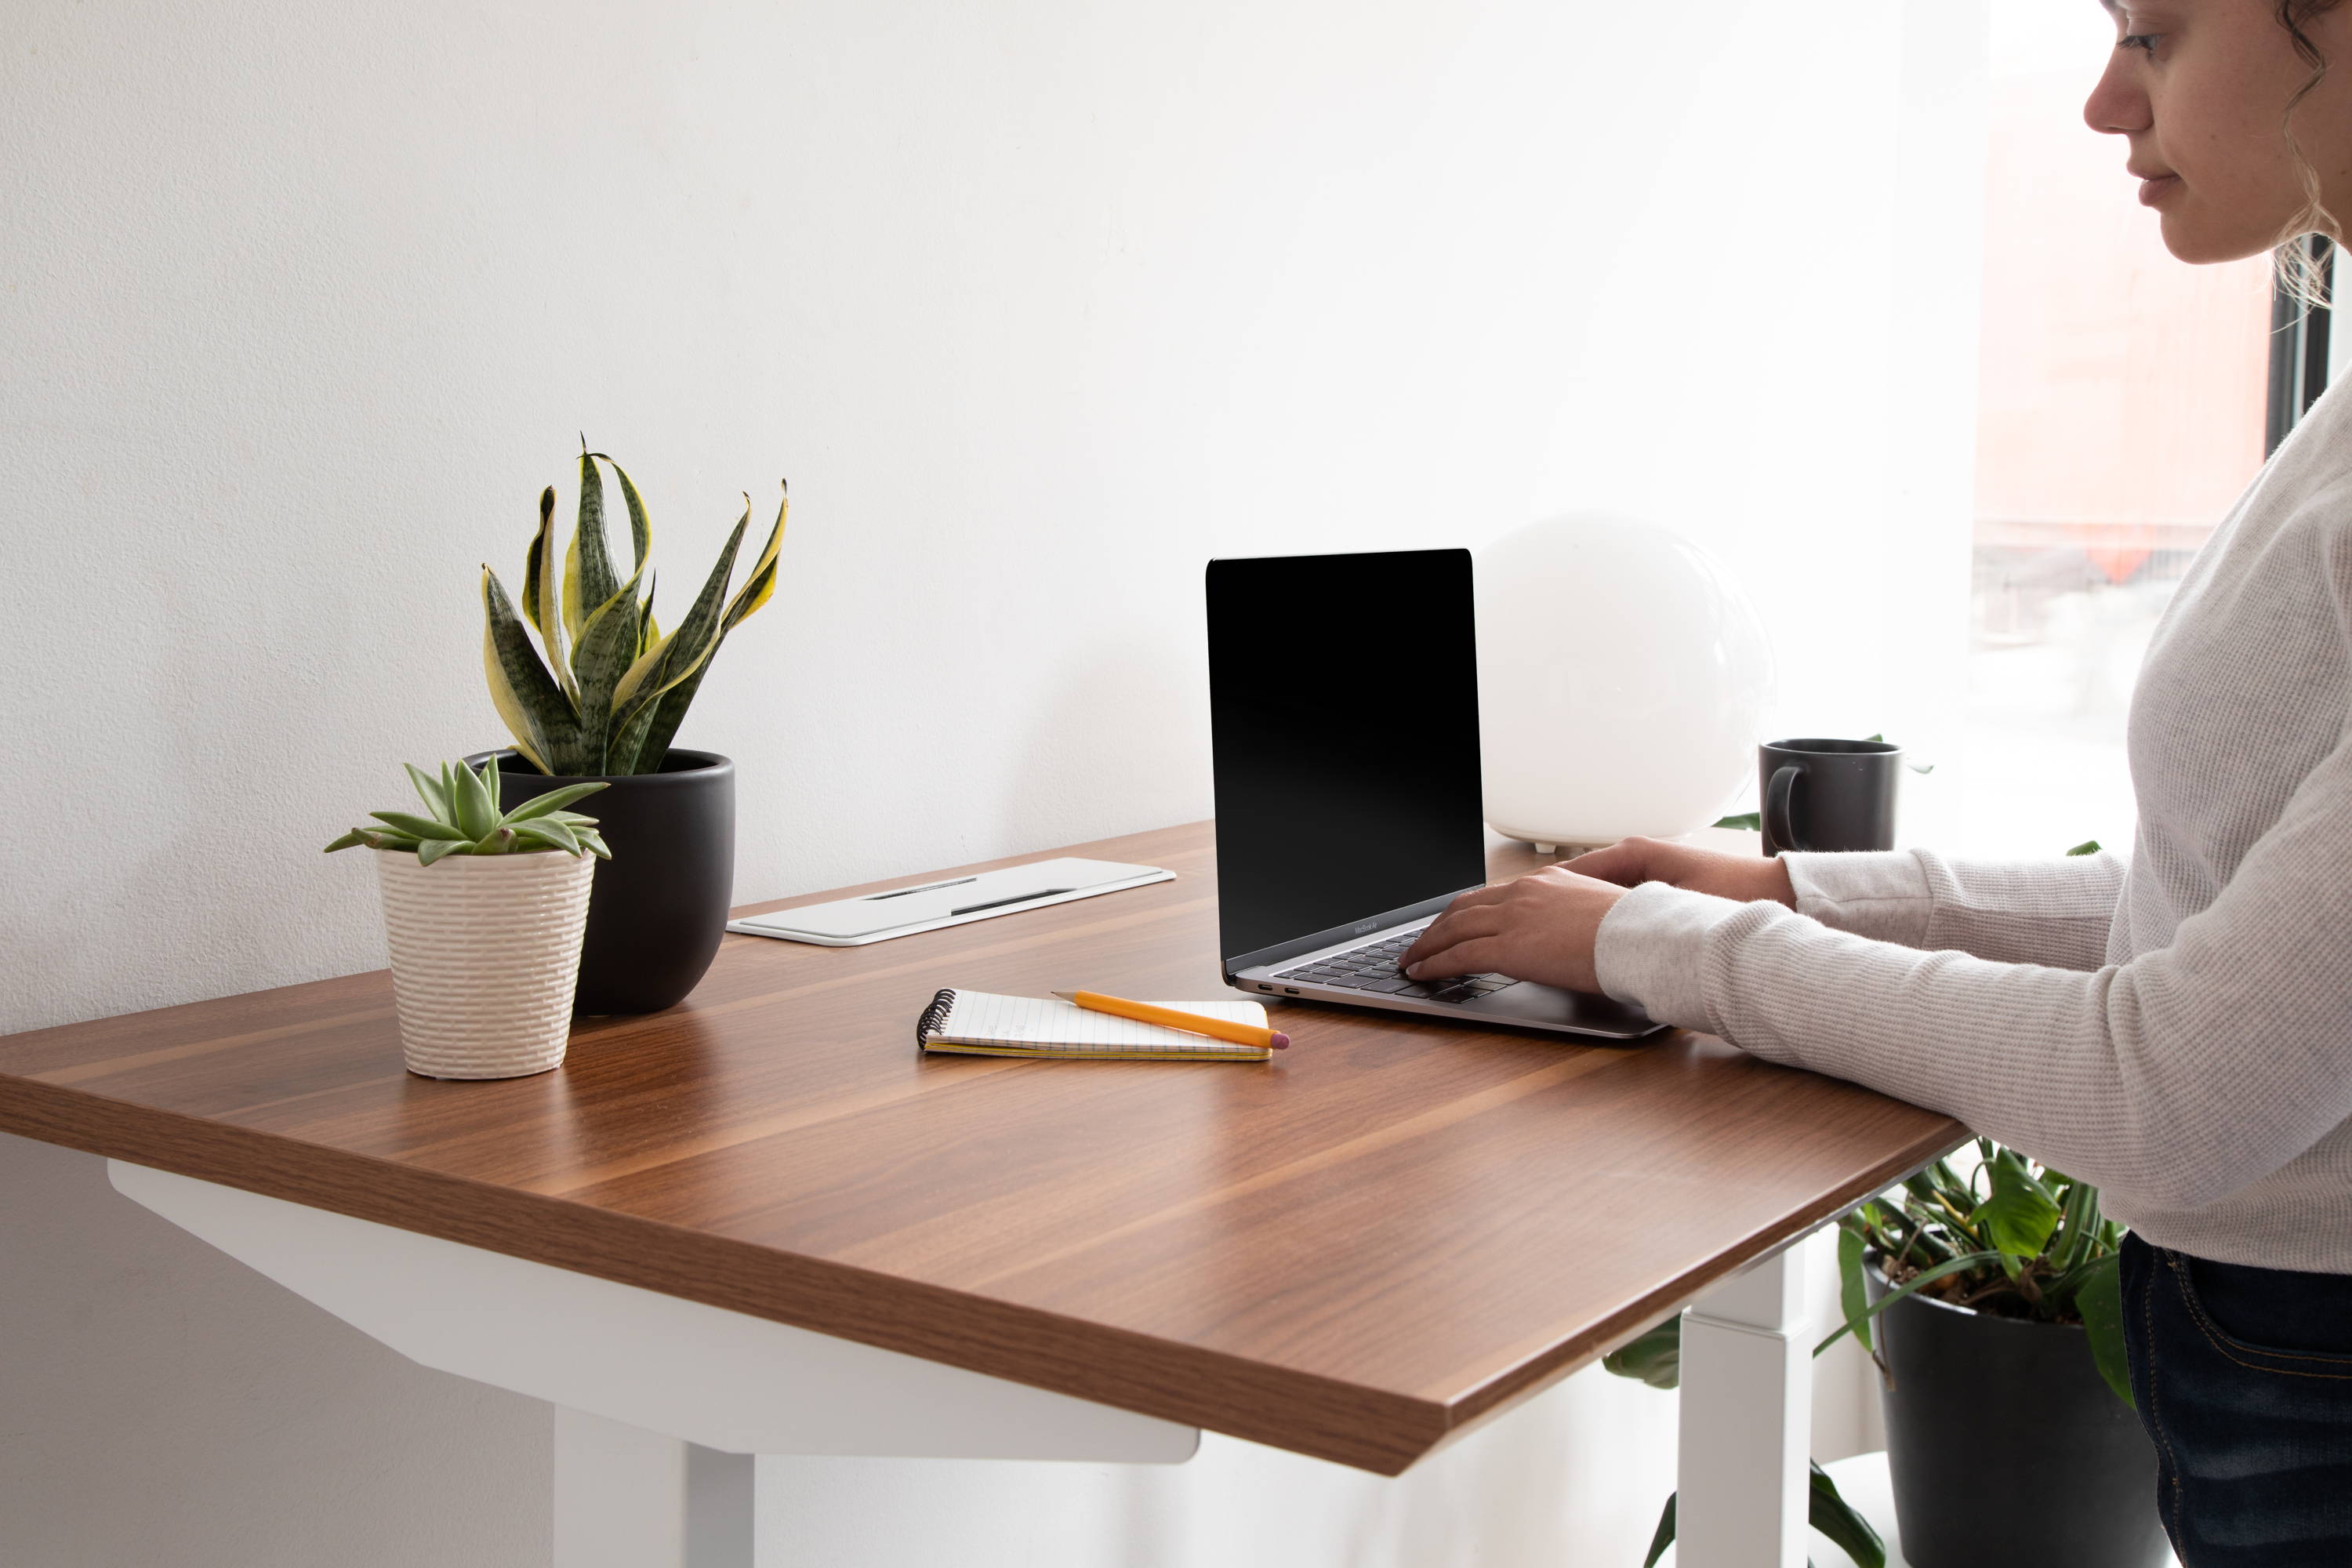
[0,822,1963,1475]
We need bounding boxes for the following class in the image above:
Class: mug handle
[1765,764,1802,855]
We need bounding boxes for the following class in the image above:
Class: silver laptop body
[1207,548,1663,1043]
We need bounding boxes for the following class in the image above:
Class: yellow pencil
[1050,990,1290,1050]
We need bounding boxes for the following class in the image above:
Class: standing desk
[0,822,1964,1568]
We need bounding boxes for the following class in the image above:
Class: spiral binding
[915,988,959,1050]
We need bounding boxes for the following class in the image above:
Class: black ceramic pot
[474,748,735,1015]
[1869,1263,2169,1568]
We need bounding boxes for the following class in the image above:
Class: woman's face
[2085,0,2352,262]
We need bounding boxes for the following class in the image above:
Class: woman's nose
[2084,52,2151,136]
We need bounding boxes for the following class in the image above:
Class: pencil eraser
[1269,1032,1290,1049]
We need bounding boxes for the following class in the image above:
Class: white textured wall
[1,0,1977,1562]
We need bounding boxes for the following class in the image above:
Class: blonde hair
[2276,0,2346,304]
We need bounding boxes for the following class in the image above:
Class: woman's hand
[1398,837,1795,993]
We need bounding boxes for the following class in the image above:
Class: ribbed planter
[1869,1261,2169,1568]
[474,748,735,1015]
[372,848,593,1079]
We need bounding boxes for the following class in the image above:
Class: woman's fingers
[1403,906,1505,967]
[1405,935,1505,980]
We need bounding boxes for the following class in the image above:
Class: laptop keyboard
[1274,931,1515,1007]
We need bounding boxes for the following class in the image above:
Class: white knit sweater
[1594,379,2352,1274]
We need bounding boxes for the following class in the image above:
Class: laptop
[1207,547,1665,1041]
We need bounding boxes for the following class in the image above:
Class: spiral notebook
[915,989,1275,1061]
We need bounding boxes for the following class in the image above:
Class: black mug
[1759,739,1902,857]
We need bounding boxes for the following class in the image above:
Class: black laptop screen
[1206,549,1488,966]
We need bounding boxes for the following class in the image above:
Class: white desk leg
[1676,1239,1812,1568]
[554,1407,753,1568]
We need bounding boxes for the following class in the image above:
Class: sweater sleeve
[1782,848,2126,969]
[1592,730,2352,1214]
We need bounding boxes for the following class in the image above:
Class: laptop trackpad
[1465,979,1655,1035]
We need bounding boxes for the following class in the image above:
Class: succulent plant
[482,448,785,777]
[325,760,609,866]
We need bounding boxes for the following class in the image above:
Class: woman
[1401,4,2352,1562]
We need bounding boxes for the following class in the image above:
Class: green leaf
[2067,839,2101,857]
[500,782,609,824]
[718,481,786,636]
[472,824,517,854]
[477,754,501,813]
[2075,1253,2135,1408]
[449,752,499,840]
[1642,1493,1675,1568]
[359,829,419,850]
[563,448,620,643]
[1838,1225,1874,1356]
[510,818,582,855]
[1815,1250,2006,1356]
[570,563,650,754]
[520,485,578,705]
[481,567,578,775]
[592,452,654,574]
[1714,811,1761,831]
[606,504,751,772]
[572,826,611,859]
[416,836,465,866]
[323,829,370,852]
[1602,1316,1682,1390]
[1982,1149,2062,1260]
[1810,1461,1886,1568]
[405,764,451,824]
[370,811,470,842]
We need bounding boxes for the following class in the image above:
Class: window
[1937,2,2281,858]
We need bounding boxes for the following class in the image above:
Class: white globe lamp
[1479,515,1775,850]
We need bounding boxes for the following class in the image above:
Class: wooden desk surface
[0,823,1963,1475]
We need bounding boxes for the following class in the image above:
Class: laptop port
[1283,986,1301,995]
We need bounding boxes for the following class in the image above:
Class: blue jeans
[2120,1233,2352,1564]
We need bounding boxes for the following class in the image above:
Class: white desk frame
[109,1159,1828,1568]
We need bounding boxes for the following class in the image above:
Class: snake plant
[325,760,608,866]
[482,449,785,776]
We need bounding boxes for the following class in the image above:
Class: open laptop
[1207,548,1664,1041]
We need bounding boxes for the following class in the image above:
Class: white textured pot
[372,848,595,1080]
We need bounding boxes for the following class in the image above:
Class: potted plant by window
[477,449,785,1014]
[1608,1138,2160,1568]
[325,759,608,1078]
[1823,1142,2166,1568]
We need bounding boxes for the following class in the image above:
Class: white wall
[0,0,1978,1562]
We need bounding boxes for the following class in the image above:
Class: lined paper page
[938,993,1267,1053]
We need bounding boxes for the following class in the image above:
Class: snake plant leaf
[521,486,577,704]
[1982,1148,2062,1259]
[510,818,582,855]
[606,506,750,771]
[720,481,787,635]
[1809,1461,1886,1568]
[2074,1252,2135,1407]
[371,811,470,842]
[449,750,499,840]
[405,764,451,823]
[499,782,609,824]
[563,449,620,643]
[637,573,659,660]
[591,452,654,575]
[481,568,576,775]
[1602,1316,1682,1390]
[416,836,464,866]
[570,564,649,768]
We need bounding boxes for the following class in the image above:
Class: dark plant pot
[1869,1262,2169,1568]
[472,748,735,1015]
